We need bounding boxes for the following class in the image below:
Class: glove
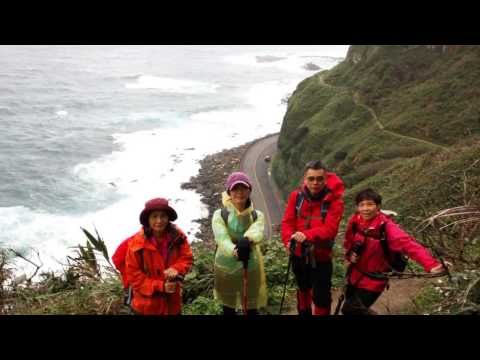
[351,241,365,256]
[236,237,251,268]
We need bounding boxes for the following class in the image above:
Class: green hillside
[273,45,480,228]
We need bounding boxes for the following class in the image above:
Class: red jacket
[281,172,345,262]
[124,225,193,315]
[344,212,441,292]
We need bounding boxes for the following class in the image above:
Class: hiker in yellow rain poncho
[212,172,267,315]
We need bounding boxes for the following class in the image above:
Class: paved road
[240,134,285,240]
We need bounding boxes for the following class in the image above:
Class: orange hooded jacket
[125,225,193,315]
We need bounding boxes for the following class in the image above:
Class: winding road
[240,134,285,241]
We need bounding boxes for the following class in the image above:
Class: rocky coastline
[181,134,277,245]
[181,143,251,245]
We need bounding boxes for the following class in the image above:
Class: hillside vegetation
[272,45,480,314]
[273,45,480,227]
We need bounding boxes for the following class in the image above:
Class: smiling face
[229,183,251,211]
[304,168,326,196]
[357,199,380,221]
[148,210,169,235]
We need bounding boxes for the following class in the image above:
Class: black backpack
[351,221,408,272]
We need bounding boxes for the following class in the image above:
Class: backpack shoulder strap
[321,201,330,222]
[295,191,305,218]
[251,209,257,223]
[351,221,358,235]
[222,207,258,224]
[220,208,230,226]
[379,222,391,261]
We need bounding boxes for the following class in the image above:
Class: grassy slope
[274,45,480,231]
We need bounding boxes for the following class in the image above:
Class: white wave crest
[223,51,345,74]
[56,110,68,117]
[125,75,219,94]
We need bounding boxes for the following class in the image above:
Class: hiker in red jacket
[115,198,193,315]
[342,188,447,315]
[281,160,345,315]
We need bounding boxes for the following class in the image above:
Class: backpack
[221,208,257,226]
[294,190,334,249]
[214,208,258,257]
[351,221,408,272]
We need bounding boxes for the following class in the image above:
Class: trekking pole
[334,264,352,315]
[279,239,296,315]
[242,261,248,316]
[126,286,133,315]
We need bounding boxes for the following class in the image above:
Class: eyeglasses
[306,176,324,182]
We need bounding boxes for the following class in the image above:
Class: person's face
[357,200,380,221]
[304,169,326,195]
[148,210,169,234]
[229,184,251,209]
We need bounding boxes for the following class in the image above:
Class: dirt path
[352,92,448,151]
[282,278,431,315]
[317,73,448,151]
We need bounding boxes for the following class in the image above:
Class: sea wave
[125,75,219,94]
[0,106,15,116]
[224,52,344,74]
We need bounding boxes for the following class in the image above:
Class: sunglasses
[306,176,324,182]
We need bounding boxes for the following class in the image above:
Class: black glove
[236,237,251,268]
[351,241,365,257]
[289,239,296,256]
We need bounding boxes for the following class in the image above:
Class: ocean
[0,45,348,275]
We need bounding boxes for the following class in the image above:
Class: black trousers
[292,257,333,310]
[341,285,382,315]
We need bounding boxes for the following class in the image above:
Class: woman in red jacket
[342,188,446,315]
[281,160,345,315]
[121,198,193,315]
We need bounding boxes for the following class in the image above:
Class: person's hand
[164,267,179,280]
[233,248,239,259]
[291,232,307,243]
[430,261,453,274]
[350,253,359,264]
[164,281,177,294]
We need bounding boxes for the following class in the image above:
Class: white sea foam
[224,51,344,74]
[0,106,15,115]
[125,75,219,94]
[1,47,348,275]
[0,79,294,274]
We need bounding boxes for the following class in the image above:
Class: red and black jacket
[281,172,345,262]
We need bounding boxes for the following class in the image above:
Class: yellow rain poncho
[212,192,267,310]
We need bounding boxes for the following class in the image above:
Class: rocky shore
[181,134,277,245]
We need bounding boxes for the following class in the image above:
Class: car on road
[264,155,271,162]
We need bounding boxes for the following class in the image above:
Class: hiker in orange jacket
[281,160,345,315]
[122,198,193,315]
